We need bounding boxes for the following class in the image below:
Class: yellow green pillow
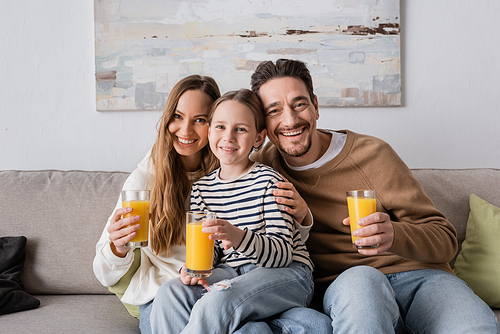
[108,248,141,319]
[453,194,500,308]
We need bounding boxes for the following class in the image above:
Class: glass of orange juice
[186,211,216,278]
[347,189,378,249]
[122,190,150,248]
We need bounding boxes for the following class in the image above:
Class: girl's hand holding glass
[202,219,246,250]
[179,263,210,288]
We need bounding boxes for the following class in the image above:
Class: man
[249,59,499,333]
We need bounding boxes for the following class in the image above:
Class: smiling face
[208,100,266,179]
[258,76,320,164]
[168,90,211,170]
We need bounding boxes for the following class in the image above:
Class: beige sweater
[252,130,457,293]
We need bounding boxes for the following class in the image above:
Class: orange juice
[186,222,214,276]
[347,190,376,248]
[122,200,150,243]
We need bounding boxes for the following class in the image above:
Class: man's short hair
[250,59,315,104]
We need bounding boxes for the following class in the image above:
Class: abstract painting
[94,0,401,110]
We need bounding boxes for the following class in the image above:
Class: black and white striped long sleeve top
[190,162,313,270]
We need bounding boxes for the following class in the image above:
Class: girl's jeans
[141,261,313,334]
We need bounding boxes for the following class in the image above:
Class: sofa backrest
[411,168,500,266]
[0,170,130,295]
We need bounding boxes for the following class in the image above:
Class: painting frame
[94,0,401,111]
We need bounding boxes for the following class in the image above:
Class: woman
[93,75,311,333]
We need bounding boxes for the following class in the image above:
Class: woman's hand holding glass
[107,207,141,258]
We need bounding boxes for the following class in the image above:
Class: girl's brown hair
[209,88,266,134]
[149,75,220,255]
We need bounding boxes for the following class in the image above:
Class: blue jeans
[139,300,153,334]
[234,307,333,334]
[146,261,313,334]
[320,266,500,333]
[242,266,500,334]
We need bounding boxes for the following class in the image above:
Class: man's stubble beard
[277,134,312,158]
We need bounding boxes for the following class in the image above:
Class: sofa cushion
[453,194,500,308]
[411,168,500,267]
[0,294,140,333]
[0,170,130,295]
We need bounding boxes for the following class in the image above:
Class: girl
[93,78,310,333]
[150,89,314,334]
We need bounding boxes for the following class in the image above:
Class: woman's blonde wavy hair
[149,75,220,255]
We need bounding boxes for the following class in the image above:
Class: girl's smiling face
[208,100,266,179]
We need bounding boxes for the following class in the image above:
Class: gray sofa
[1,169,499,333]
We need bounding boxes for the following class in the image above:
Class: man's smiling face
[258,76,319,160]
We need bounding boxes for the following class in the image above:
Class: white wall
[1,1,499,172]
